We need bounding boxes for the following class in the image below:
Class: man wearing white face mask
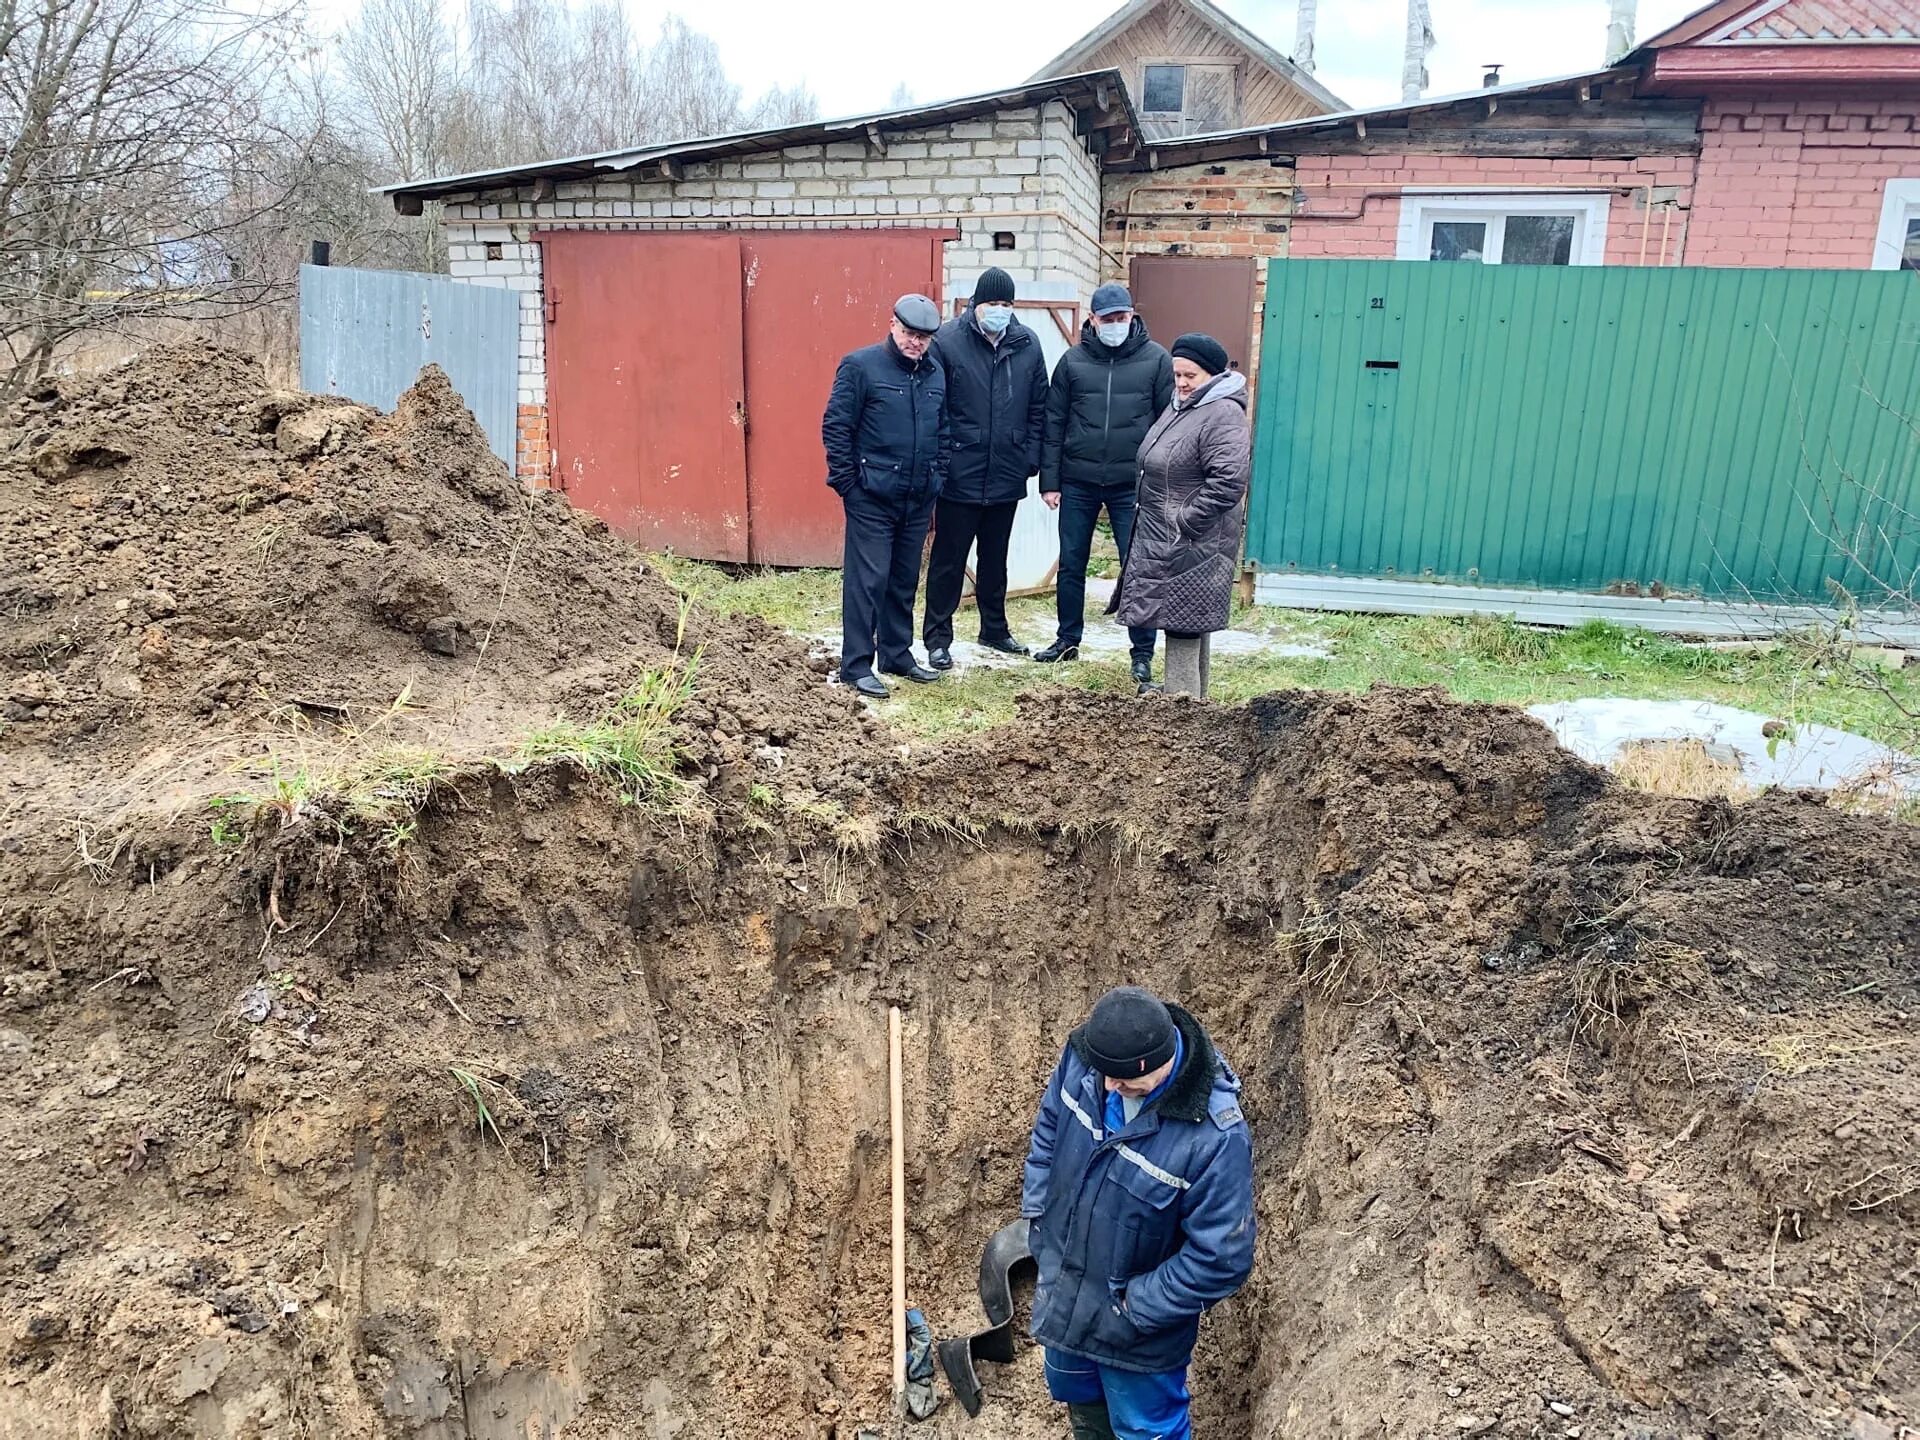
[922,268,1049,669]
[1037,283,1174,690]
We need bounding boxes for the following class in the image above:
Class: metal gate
[1250,261,1920,603]
[299,264,519,465]
[539,228,950,564]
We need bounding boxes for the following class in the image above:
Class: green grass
[505,654,700,806]
[654,557,1920,750]
[206,652,704,850]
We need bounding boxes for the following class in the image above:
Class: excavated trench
[5,690,1918,1440]
[4,348,1917,1439]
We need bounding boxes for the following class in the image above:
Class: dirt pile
[1,342,873,821]
[2,349,1916,1440]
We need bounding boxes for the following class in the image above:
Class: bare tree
[338,0,458,181]
[747,81,820,130]
[643,15,741,142]
[0,0,317,397]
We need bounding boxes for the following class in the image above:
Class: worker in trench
[919,266,1049,671]
[1022,986,1255,1440]
[821,293,950,699]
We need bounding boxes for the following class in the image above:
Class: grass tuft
[509,655,699,806]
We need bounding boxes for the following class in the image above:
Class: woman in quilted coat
[1110,333,1251,698]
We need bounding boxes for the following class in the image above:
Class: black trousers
[922,496,1021,650]
[840,486,935,681]
[1056,484,1155,664]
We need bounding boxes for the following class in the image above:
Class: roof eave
[1642,42,1920,88]
[381,71,1140,207]
[1124,65,1635,165]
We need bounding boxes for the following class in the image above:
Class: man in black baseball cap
[821,292,950,698]
[1020,986,1255,1439]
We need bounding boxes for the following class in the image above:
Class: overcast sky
[313,0,1708,118]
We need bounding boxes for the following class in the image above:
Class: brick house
[382,76,1138,563]
[380,0,1918,569]
[1112,0,1920,281]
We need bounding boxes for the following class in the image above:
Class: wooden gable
[1032,0,1341,140]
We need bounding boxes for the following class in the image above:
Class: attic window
[1142,65,1185,113]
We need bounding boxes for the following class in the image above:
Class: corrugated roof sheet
[1724,0,1920,40]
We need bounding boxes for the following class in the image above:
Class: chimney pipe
[1483,63,1502,87]
[1296,0,1318,74]
[1606,0,1638,63]
[1402,0,1436,102]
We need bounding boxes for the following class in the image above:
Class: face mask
[976,304,1012,335]
[1096,321,1130,348]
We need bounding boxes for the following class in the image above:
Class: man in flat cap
[822,293,950,698]
[1021,986,1255,1440]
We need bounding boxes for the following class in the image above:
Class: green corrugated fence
[1249,261,1920,605]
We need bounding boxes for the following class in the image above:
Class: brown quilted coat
[1111,371,1251,635]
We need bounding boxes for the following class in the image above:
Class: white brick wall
[441,99,1107,408]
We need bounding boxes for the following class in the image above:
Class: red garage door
[541,231,750,560]
[539,229,950,565]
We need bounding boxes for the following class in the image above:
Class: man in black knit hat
[1020,986,1255,1440]
[921,267,1048,669]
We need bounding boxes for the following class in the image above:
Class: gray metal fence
[298,264,520,465]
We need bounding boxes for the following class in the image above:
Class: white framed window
[1395,191,1611,266]
[1872,179,1920,271]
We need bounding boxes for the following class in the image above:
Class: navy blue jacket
[821,336,948,506]
[929,306,1048,507]
[1021,1005,1255,1374]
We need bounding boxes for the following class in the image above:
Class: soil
[2,347,1916,1440]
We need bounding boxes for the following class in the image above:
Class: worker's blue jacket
[1020,1004,1256,1374]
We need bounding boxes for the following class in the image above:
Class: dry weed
[1611,738,1754,803]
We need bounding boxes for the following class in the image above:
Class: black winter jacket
[821,336,948,505]
[1040,316,1174,496]
[930,306,1048,507]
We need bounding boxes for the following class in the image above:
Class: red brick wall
[1286,154,1697,266]
[516,404,551,486]
[1103,162,1298,264]
[1686,95,1920,268]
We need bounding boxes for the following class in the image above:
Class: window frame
[1139,63,1187,116]
[1871,179,1920,271]
[1394,190,1611,267]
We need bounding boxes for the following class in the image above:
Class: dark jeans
[1056,485,1155,664]
[923,496,1021,650]
[840,486,936,681]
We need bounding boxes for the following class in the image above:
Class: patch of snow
[1527,698,1918,795]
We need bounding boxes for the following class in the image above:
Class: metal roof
[1642,0,1920,47]
[379,70,1139,205]
[1123,67,1634,162]
[1724,0,1920,40]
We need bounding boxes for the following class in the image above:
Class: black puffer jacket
[931,307,1048,507]
[1040,316,1174,496]
[821,337,948,505]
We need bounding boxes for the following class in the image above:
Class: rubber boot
[1068,1401,1120,1440]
